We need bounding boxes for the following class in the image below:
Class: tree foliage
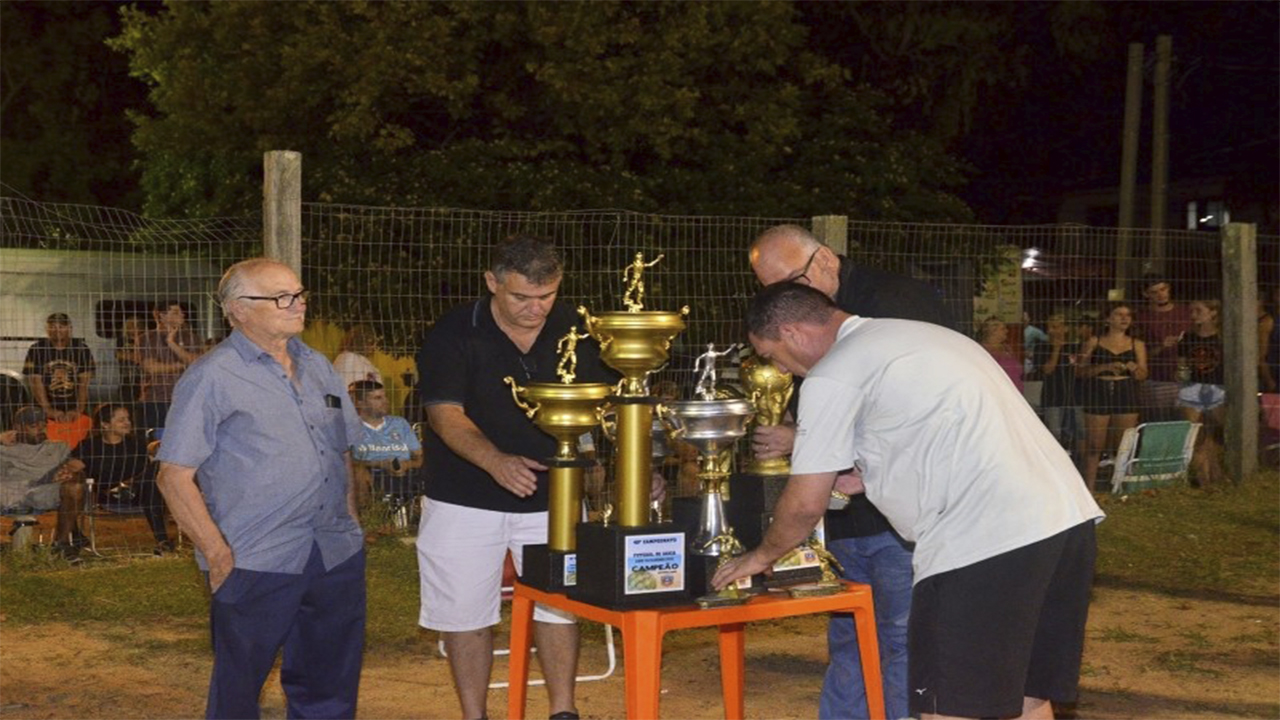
[1,2,144,207]
[112,1,971,221]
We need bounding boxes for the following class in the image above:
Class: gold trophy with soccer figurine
[504,327,613,592]
[568,253,694,609]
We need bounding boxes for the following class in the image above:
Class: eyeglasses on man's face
[239,289,310,310]
[781,248,821,285]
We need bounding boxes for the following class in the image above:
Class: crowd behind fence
[1,191,1276,557]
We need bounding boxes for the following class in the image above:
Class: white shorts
[416,498,575,631]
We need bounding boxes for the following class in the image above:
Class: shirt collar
[228,329,313,364]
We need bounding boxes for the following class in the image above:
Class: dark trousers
[206,543,366,720]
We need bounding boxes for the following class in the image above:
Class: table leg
[506,593,536,720]
[851,604,885,720]
[717,622,746,720]
[621,612,664,719]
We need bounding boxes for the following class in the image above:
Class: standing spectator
[115,317,147,403]
[1177,299,1226,486]
[415,235,620,720]
[333,325,383,387]
[0,406,86,557]
[349,379,423,509]
[156,259,365,719]
[24,313,95,444]
[1259,286,1279,394]
[979,316,1024,392]
[137,301,203,436]
[748,224,955,720]
[1078,303,1148,489]
[716,283,1103,720]
[1034,312,1084,458]
[74,403,173,554]
[1135,278,1193,421]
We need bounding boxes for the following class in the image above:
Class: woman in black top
[1076,303,1149,489]
[74,404,172,551]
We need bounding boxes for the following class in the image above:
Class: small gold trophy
[787,537,846,598]
[741,354,793,476]
[504,325,613,592]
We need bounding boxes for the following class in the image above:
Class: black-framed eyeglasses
[782,248,821,285]
[239,290,310,310]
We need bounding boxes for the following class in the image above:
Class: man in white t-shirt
[714,283,1104,720]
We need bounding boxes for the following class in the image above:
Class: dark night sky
[955,1,1279,224]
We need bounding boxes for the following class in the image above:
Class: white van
[0,248,226,425]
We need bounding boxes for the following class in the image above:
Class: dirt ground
[1,579,1276,719]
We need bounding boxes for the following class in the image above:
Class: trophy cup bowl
[740,354,794,476]
[578,307,688,396]
[662,398,755,556]
[506,379,614,460]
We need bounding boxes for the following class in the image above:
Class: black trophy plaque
[569,521,690,609]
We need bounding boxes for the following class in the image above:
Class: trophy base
[672,498,763,597]
[569,522,690,609]
[520,544,577,593]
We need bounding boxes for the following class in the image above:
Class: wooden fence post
[263,151,302,275]
[1221,222,1258,482]
[812,215,849,255]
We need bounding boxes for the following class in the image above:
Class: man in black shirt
[415,236,614,720]
[749,224,955,720]
[23,313,95,424]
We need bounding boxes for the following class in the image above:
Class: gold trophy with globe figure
[734,353,826,587]
[504,326,614,592]
[568,252,697,609]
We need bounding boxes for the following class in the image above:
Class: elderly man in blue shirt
[156,258,366,720]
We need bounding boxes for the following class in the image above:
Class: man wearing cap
[156,258,365,719]
[24,313,95,425]
[0,406,87,556]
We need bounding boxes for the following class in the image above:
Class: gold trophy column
[614,401,654,527]
[547,465,581,551]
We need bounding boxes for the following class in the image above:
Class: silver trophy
[660,344,754,556]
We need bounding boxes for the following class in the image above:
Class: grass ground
[1,470,1276,718]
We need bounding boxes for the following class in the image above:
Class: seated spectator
[349,380,422,508]
[1177,299,1226,486]
[334,325,383,387]
[1078,302,1148,489]
[0,406,86,557]
[978,316,1024,391]
[74,404,174,553]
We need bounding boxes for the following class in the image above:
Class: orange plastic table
[506,581,883,720]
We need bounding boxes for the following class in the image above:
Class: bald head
[749,225,841,299]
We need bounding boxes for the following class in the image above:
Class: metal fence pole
[1221,222,1258,482]
[263,150,302,274]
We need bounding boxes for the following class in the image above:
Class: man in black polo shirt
[749,224,956,720]
[415,235,613,720]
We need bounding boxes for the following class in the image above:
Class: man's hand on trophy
[752,424,796,459]
[711,548,771,591]
[489,453,547,497]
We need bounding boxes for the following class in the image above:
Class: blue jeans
[819,532,913,720]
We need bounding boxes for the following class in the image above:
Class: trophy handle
[655,404,685,440]
[599,408,617,440]
[503,377,539,419]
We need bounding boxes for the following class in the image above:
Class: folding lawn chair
[1109,420,1200,494]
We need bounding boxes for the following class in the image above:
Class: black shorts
[1082,378,1138,415]
[908,521,1097,718]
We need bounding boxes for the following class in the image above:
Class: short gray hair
[751,224,825,255]
[490,235,562,285]
[216,257,289,324]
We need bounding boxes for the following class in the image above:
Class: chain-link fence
[2,189,1276,557]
